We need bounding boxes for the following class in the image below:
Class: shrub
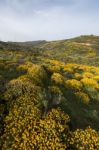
[17,62,48,86]
[1,104,70,149]
[4,77,42,101]
[65,79,83,91]
[0,94,42,150]
[67,127,99,150]
[51,73,64,85]
[81,78,99,101]
[74,73,82,80]
[94,75,99,82]
[82,72,94,78]
[27,64,48,86]
[75,92,90,104]
[47,65,61,74]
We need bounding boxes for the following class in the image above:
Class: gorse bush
[75,91,90,104]
[1,96,70,149]
[0,95,42,150]
[81,78,99,101]
[65,79,83,91]
[4,77,37,101]
[17,62,48,86]
[67,127,99,150]
[27,64,48,86]
[93,75,99,82]
[51,73,65,86]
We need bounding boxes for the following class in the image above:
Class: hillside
[38,35,99,66]
[0,35,99,66]
[0,35,99,149]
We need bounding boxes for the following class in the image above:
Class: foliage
[49,86,64,105]
[75,91,90,104]
[65,79,83,91]
[1,102,70,149]
[4,77,39,101]
[51,73,64,85]
[81,78,99,101]
[18,62,48,86]
[67,127,99,150]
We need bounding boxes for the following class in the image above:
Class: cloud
[0,0,99,41]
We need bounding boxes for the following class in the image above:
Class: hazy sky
[0,0,99,41]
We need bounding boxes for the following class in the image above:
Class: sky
[0,0,99,41]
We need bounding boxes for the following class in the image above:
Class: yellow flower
[65,79,82,91]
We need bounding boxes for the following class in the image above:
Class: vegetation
[0,35,99,149]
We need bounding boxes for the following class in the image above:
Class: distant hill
[0,35,99,66]
[0,40,47,51]
[9,40,47,46]
[37,35,99,66]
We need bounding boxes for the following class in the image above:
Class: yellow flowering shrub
[93,75,99,82]
[44,59,64,73]
[17,62,33,72]
[0,95,42,150]
[28,108,70,149]
[64,64,99,76]
[82,72,94,78]
[76,64,92,72]
[81,78,99,90]
[51,73,64,85]
[48,59,65,67]
[18,75,30,81]
[75,92,90,104]
[4,77,42,101]
[47,65,61,73]
[27,64,48,86]
[65,79,83,91]
[63,67,74,74]
[74,73,82,80]
[1,99,70,150]
[62,64,75,79]
[67,127,99,150]
[17,62,48,86]
[81,78,99,101]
